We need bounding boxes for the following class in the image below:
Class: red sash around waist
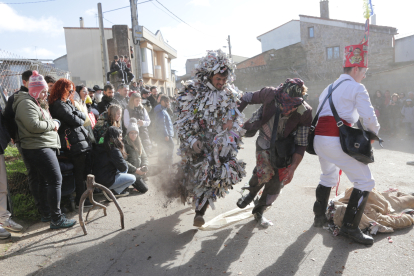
[315,116,351,137]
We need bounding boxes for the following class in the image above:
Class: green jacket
[12,92,60,149]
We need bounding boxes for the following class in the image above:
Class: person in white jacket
[312,42,380,245]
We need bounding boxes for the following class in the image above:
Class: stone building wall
[237,52,267,69]
[300,20,396,81]
[236,61,414,100]
[234,43,307,91]
[234,18,400,96]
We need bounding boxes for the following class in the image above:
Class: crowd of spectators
[306,89,414,136]
[371,90,414,135]
[0,70,177,239]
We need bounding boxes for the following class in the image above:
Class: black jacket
[110,60,121,72]
[0,90,10,154]
[0,115,10,155]
[97,95,113,114]
[92,145,128,187]
[125,141,148,173]
[49,99,91,155]
[87,98,98,111]
[148,95,158,113]
[3,86,27,141]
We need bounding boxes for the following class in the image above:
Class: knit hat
[127,118,139,134]
[28,70,48,100]
[85,95,93,105]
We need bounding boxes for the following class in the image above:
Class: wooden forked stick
[78,174,125,235]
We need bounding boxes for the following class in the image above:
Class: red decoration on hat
[343,43,368,68]
[343,19,370,68]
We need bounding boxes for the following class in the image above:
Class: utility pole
[227,35,232,58]
[130,0,142,80]
[98,3,109,85]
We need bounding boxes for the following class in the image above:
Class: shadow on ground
[31,209,256,276]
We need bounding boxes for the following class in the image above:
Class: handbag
[306,80,350,155]
[329,93,383,164]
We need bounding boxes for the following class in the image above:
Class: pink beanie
[28,70,48,100]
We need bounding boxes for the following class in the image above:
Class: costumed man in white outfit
[312,41,380,245]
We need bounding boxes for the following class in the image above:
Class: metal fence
[1,49,71,218]
[0,49,70,101]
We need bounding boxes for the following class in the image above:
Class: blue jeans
[108,170,136,194]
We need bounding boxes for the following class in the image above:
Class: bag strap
[310,79,350,131]
[270,106,281,145]
[328,85,369,140]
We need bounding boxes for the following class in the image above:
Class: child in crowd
[94,104,122,143]
[124,92,152,155]
[125,118,149,193]
[92,126,136,201]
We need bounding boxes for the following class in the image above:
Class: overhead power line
[103,0,152,14]
[0,0,55,4]
[150,1,180,24]
[154,0,192,28]
[153,0,225,42]
[103,17,115,25]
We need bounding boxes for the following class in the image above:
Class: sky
[0,0,413,76]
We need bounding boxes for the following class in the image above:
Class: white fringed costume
[173,50,247,211]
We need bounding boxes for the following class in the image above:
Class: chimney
[371,14,376,25]
[320,0,329,19]
[80,17,84,28]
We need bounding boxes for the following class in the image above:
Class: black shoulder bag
[306,80,350,155]
[329,92,383,164]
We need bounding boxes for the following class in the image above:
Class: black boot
[339,188,373,245]
[313,184,332,227]
[237,193,255,209]
[193,202,209,227]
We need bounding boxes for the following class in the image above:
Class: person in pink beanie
[28,71,48,100]
[12,71,76,229]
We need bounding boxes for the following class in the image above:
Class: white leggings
[314,135,375,192]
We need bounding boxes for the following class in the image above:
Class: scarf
[274,78,304,115]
